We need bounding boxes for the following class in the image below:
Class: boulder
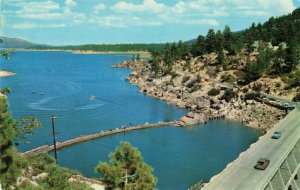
[130,71,138,77]
[186,112,194,118]
[180,116,198,126]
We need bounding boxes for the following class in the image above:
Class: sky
[0,0,300,45]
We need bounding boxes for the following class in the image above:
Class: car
[254,158,270,170]
[280,101,289,107]
[271,131,282,139]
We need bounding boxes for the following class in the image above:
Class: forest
[31,43,164,53]
[149,7,300,98]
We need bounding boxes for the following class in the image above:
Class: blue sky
[1,0,300,45]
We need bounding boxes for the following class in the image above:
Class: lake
[0,51,261,190]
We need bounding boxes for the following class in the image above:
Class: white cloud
[9,1,63,20]
[18,12,63,20]
[104,0,296,27]
[95,3,106,11]
[11,22,66,29]
[112,0,166,13]
[90,15,127,28]
[65,0,76,7]
[230,0,295,16]
[180,19,219,26]
[3,0,297,30]
[63,0,86,23]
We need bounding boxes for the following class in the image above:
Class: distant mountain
[0,36,48,48]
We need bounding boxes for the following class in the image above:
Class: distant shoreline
[14,48,151,57]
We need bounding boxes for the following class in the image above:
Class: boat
[89,95,96,100]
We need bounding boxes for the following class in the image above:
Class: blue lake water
[0,51,261,190]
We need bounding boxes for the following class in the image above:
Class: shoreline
[114,58,286,132]
[0,70,15,78]
[14,48,151,57]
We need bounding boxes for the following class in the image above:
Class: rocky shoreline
[113,56,286,132]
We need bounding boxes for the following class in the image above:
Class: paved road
[203,105,300,190]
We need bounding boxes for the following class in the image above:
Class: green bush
[190,85,201,93]
[208,88,221,96]
[245,92,260,100]
[181,76,190,83]
[187,81,195,88]
[221,74,236,83]
[221,88,237,102]
[293,91,300,102]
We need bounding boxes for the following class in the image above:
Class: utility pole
[50,115,58,163]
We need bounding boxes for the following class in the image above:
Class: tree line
[149,8,300,88]
[31,43,164,53]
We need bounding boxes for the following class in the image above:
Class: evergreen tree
[272,43,286,74]
[136,54,140,61]
[150,55,160,76]
[285,22,298,71]
[0,97,19,187]
[206,29,216,53]
[223,25,234,54]
[162,43,174,73]
[0,45,42,188]
[131,54,136,61]
[285,44,298,72]
[177,40,189,60]
[96,142,157,190]
[191,35,206,57]
[215,30,225,65]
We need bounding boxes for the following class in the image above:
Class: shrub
[242,87,249,93]
[245,92,260,100]
[221,88,237,102]
[221,74,236,83]
[293,91,300,102]
[195,75,202,83]
[187,81,195,88]
[190,85,201,93]
[252,83,262,92]
[208,88,221,96]
[181,76,190,83]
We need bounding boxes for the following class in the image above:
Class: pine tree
[191,35,206,57]
[215,30,225,65]
[223,25,234,54]
[150,55,160,76]
[131,54,136,61]
[0,96,19,187]
[206,29,216,53]
[177,40,189,60]
[136,54,140,61]
[96,142,157,190]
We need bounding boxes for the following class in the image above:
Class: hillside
[114,7,300,131]
[0,37,44,48]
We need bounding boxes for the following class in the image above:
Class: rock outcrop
[114,53,287,131]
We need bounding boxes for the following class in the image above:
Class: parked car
[254,158,270,170]
[280,101,289,107]
[272,131,282,139]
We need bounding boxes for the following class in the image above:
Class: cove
[0,51,261,190]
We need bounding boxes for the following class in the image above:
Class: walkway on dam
[203,104,300,190]
[24,121,175,155]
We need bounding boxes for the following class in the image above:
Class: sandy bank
[15,48,150,57]
[71,50,151,57]
[0,70,15,78]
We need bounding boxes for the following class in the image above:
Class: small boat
[89,95,96,100]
